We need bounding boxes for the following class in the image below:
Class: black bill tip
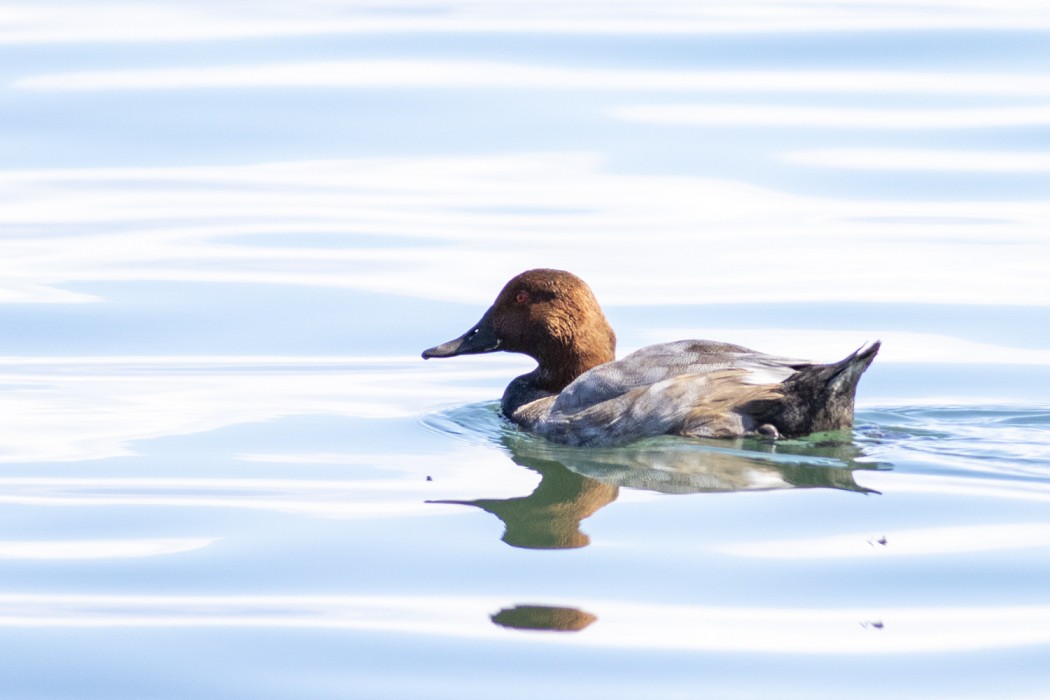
[421,309,501,360]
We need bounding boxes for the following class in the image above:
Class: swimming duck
[422,269,879,447]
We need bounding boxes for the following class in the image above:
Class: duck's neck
[500,339,615,419]
[534,353,601,394]
[530,324,616,393]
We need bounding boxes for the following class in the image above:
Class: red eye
[515,291,529,304]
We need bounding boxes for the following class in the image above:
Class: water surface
[1,2,1049,698]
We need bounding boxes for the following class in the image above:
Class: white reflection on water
[0,357,522,462]
[3,0,1048,43]
[614,104,1050,130]
[786,149,1050,172]
[16,64,1050,97]
[0,475,532,519]
[0,156,1046,306]
[0,538,214,559]
[859,471,1050,502]
[1,593,1049,654]
[718,523,1050,559]
[0,470,533,520]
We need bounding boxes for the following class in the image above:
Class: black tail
[767,341,881,438]
[827,341,881,392]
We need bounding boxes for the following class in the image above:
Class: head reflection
[430,408,880,550]
[491,604,597,633]
[430,452,618,549]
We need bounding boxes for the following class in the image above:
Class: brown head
[422,269,616,392]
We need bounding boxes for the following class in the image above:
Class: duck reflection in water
[431,449,618,549]
[429,409,881,551]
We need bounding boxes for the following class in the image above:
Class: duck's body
[423,269,879,447]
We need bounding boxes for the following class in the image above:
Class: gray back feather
[552,340,810,415]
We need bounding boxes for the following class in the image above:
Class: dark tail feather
[827,341,881,391]
[768,341,881,437]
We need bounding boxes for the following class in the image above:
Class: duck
[422,268,879,447]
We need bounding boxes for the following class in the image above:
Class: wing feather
[552,340,809,414]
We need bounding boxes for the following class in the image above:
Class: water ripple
[857,405,1050,480]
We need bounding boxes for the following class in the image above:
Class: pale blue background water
[1,2,1049,698]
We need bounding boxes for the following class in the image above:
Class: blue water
[2,3,1050,698]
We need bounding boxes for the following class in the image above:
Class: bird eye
[515,291,529,304]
